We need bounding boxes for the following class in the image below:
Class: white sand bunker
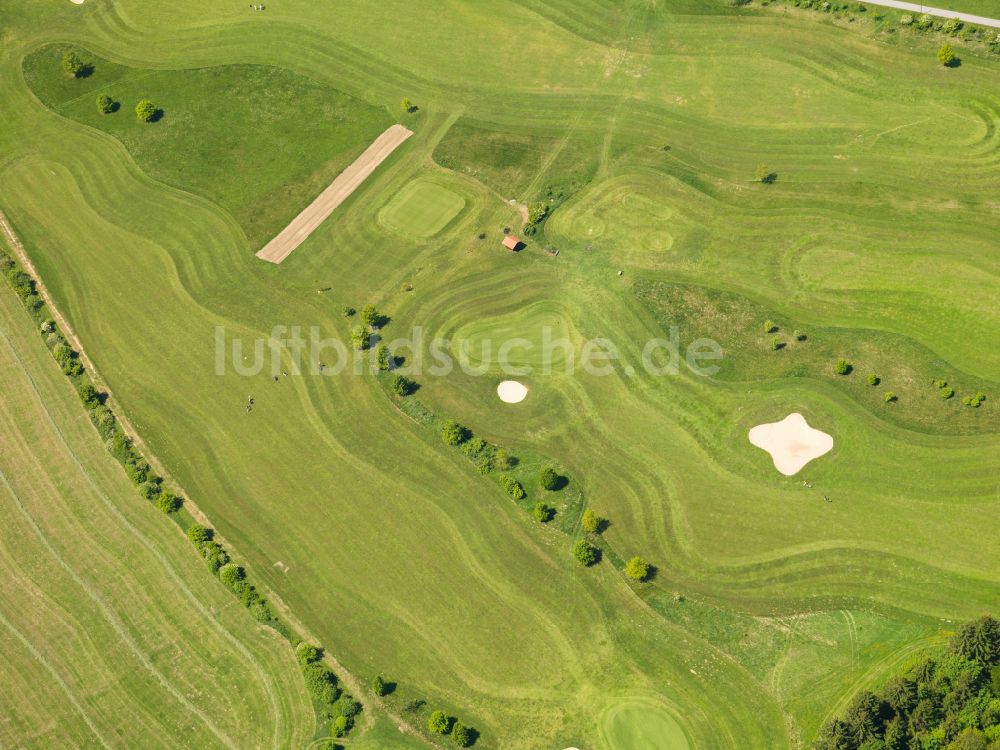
[497,380,528,404]
[748,412,833,476]
[70,0,85,4]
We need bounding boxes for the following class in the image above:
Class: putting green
[600,699,690,750]
[379,179,465,237]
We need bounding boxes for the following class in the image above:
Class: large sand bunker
[497,380,528,404]
[748,412,833,476]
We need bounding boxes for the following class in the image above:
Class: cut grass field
[2,0,999,747]
[0,280,313,748]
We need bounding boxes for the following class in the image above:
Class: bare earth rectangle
[256,123,414,264]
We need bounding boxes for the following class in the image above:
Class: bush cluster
[498,473,525,500]
[427,708,477,746]
[814,615,1000,750]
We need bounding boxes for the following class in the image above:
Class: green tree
[156,491,181,513]
[539,466,560,490]
[884,391,897,402]
[835,359,851,375]
[428,710,449,734]
[390,373,415,396]
[951,616,1000,665]
[868,373,880,386]
[96,94,114,114]
[372,674,388,696]
[938,43,956,65]
[581,508,604,534]
[350,325,370,350]
[61,51,85,78]
[452,722,474,747]
[401,97,414,112]
[303,663,338,703]
[186,523,210,546]
[295,642,321,664]
[135,98,157,122]
[78,382,101,408]
[375,344,393,371]
[498,474,525,500]
[219,562,245,588]
[331,715,350,737]
[573,539,600,566]
[359,304,380,328]
[763,319,777,333]
[532,502,555,523]
[624,556,652,582]
[441,419,470,446]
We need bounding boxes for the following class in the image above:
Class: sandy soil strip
[256,123,413,264]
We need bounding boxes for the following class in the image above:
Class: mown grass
[2,0,999,748]
[0,281,313,748]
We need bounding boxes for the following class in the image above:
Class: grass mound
[23,44,392,248]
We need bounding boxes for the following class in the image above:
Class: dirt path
[256,124,413,264]
[859,0,1000,28]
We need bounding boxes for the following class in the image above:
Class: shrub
[763,319,777,333]
[867,373,879,386]
[155,491,181,513]
[581,508,604,534]
[186,523,211,546]
[342,306,356,317]
[295,642,321,664]
[390,374,415,396]
[139,479,162,500]
[498,474,525,500]
[527,202,549,225]
[372,675,389,696]
[940,386,955,399]
[532,502,555,523]
[61,51,85,78]
[938,43,956,65]
[884,391,897,402]
[452,722,474,747]
[835,359,851,375]
[493,449,514,471]
[428,710,449,734]
[78,382,101,408]
[461,436,487,458]
[441,419,470,446]
[755,164,776,183]
[539,466,560,490]
[303,663,339,704]
[401,97,414,113]
[219,563,245,588]
[770,336,783,351]
[475,453,495,474]
[202,541,229,573]
[135,99,157,122]
[96,94,114,114]
[900,13,913,25]
[624,556,652,582]
[573,539,600,566]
